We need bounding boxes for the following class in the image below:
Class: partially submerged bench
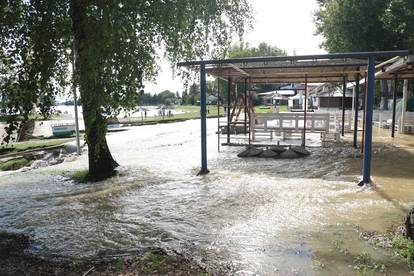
[251,112,338,142]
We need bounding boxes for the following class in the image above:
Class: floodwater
[1,119,414,275]
[30,105,187,138]
[54,105,186,119]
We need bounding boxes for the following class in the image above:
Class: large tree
[315,0,414,109]
[1,0,252,180]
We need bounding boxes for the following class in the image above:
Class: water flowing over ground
[1,119,414,274]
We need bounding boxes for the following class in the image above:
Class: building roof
[316,87,353,97]
[276,90,296,96]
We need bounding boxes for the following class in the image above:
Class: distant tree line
[137,90,177,106]
[181,82,216,105]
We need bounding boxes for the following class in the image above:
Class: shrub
[0,158,32,171]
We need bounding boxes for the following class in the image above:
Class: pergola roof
[176,50,412,183]
[376,55,414,80]
[177,50,413,84]
[206,58,367,83]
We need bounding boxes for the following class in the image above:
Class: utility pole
[72,44,81,155]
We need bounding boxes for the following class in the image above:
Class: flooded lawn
[0,119,413,274]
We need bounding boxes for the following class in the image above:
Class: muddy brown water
[0,119,413,275]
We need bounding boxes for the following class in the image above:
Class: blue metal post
[341,76,346,136]
[227,77,231,144]
[391,74,398,138]
[360,56,375,185]
[199,63,209,175]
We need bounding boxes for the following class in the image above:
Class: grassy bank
[178,104,288,114]
[0,232,206,275]
[392,234,414,269]
[352,225,414,274]
[120,105,286,125]
[0,138,74,156]
[0,113,61,122]
[0,157,32,171]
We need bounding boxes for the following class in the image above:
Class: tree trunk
[380,80,390,110]
[71,0,118,180]
[82,107,118,180]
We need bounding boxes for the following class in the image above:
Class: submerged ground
[0,119,413,275]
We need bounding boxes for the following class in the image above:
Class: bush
[70,170,90,182]
[0,158,32,171]
[392,235,414,268]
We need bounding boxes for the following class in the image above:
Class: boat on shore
[51,123,75,138]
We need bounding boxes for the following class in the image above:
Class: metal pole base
[197,169,210,176]
[357,177,372,187]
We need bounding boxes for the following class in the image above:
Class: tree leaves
[228,42,287,58]
[1,0,70,141]
[1,0,252,143]
[315,0,414,53]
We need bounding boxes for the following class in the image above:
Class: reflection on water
[0,119,413,274]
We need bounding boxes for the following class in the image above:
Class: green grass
[0,138,73,155]
[70,170,90,183]
[392,235,414,269]
[254,105,274,113]
[147,252,163,268]
[113,259,125,271]
[0,157,32,171]
[124,105,225,125]
[129,105,285,125]
[352,251,386,275]
[0,113,61,122]
[144,251,166,272]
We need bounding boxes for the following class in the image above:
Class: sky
[144,0,326,94]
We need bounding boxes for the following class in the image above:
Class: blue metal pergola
[178,50,410,185]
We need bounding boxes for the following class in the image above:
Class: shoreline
[0,232,207,276]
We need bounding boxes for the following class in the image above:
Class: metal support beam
[72,45,81,155]
[360,57,375,185]
[217,78,220,152]
[391,75,398,138]
[400,80,409,134]
[227,77,231,144]
[244,78,248,133]
[341,76,347,136]
[352,86,355,118]
[248,79,252,145]
[198,64,209,175]
[353,70,360,148]
[177,50,409,66]
[361,76,367,153]
[73,84,81,156]
[302,75,308,147]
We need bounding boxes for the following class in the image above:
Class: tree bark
[70,0,118,180]
[380,80,390,110]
